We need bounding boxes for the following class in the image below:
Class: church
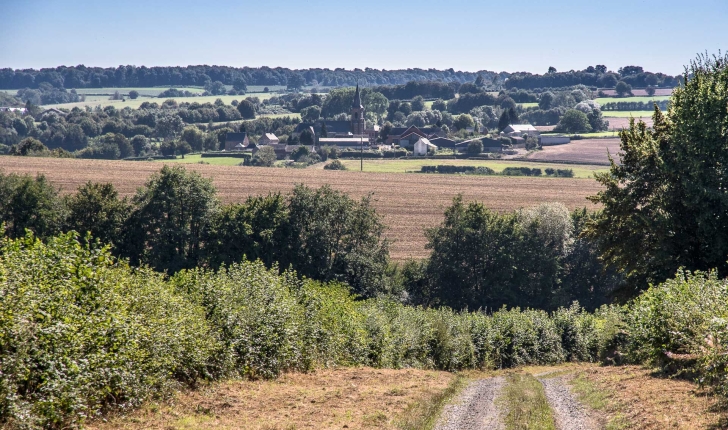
[294,84,380,148]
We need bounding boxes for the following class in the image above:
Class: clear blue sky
[1,0,725,75]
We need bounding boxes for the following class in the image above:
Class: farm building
[539,135,571,146]
[319,137,367,149]
[225,132,250,151]
[429,137,458,148]
[386,125,445,146]
[413,138,437,156]
[502,124,538,137]
[258,133,280,145]
[455,137,503,153]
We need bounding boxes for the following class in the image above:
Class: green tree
[252,146,277,167]
[555,109,592,133]
[10,137,47,156]
[379,121,393,141]
[287,73,306,90]
[645,86,656,97]
[539,92,554,110]
[411,96,425,111]
[301,105,321,121]
[203,194,290,269]
[467,139,483,155]
[615,81,632,97]
[237,100,256,119]
[128,90,139,99]
[180,126,205,152]
[0,173,65,239]
[123,166,218,273]
[299,128,315,146]
[65,182,130,247]
[233,77,248,92]
[291,145,310,161]
[432,99,447,111]
[131,135,150,156]
[454,114,475,130]
[286,185,390,297]
[586,54,728,296]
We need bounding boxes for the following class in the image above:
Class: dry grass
[604,116,654,129]
[498,371,556,430]
[88,368,455,430]
[579,365,728,429]
[528,138,622,165]
[599,88,674,97]
[0,157,602,261]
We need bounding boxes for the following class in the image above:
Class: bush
[324,159,347,170]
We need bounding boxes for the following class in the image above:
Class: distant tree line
[600,100,670,111]
[0,65,499,90]
[506,65,680,90]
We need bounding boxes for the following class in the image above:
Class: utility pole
[360,136,363,172]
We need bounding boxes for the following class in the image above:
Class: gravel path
[434,377,505,430]
[539,375,599,430]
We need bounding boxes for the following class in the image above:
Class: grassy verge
[570,372,630,430]
[397,373,469,430]
[498,372,556,430]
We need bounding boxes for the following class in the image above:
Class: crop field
[160,154,246,166]
[543,131,620,138]
[602,111,656,118]
[595,95,670,104]
[336,158,607,178]
[527,138,621,165]
[0,157,602,261]
[605,116,654,129]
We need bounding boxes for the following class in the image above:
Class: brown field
[88,368,455,430]
[605,116,654,129]
[0,157,602,261]
[528,138,621,165]
[599,88,673,97]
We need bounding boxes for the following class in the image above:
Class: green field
[602,111,656,118]
[595,96,670,104]
[337,158,606,178]
[542,131,619,138]
[43,93,281,110]
[519,102,539,108]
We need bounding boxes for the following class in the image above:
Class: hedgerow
[4,231,728,428]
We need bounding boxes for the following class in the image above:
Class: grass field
[0,157,602,261]
[595,96,670,104]
[542,131,619,138]
[160,154,246,166]
[42,93,281,110]
[519,102,539,108]
[336,158,607,178]
[602,111,657,118]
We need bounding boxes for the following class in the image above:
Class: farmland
[604,116,654,129]
[602,110,656,118]
[595,95,670,105]
[42,93,281,110]
[527,138,621,165]
[0,156,602,261]
[335,158,607,178]
[598,88,673,97]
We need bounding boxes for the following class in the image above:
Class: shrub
[324,159,347,170]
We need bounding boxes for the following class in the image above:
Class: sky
[1,0,726,75]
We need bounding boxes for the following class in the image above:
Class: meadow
[43,93,282,110]
[595,95,671,105]
[335,158,607,178]
[0,156,601,261]
[602,111,656,118]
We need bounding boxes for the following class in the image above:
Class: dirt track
[434,377,505,430]
[0,157,602,261]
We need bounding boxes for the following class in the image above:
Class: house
[510,136,526,149]
[318,137,367,149]
[0,107,26,114]
[456,137,503,153]
[258,133,280,145]
[413,138,437,156]
[502,124,538,137]
[225,132,250,151]
[539,135,571,146]
[41,107,66,117]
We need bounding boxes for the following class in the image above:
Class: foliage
[251,145,277,167]
[586,53,728,295]
[237,100,256,119]
[64,182,130,247]
[0,172,65,239]
[554,109,592,133]
[324,159,347,170]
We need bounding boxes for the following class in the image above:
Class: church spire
[352,82,363,109]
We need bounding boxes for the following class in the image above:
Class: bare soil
[88,368,454,430]
[528,138,622,165]
[600,88,674,97]
[0,157,601,261]
[604,116,654,129]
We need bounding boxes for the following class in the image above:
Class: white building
[502,124,538,136]
[413,138,437,156]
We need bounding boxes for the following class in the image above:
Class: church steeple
[352,83,363,109]
[351,82,366,135]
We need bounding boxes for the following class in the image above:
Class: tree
[0,173,65,239]
[131,135,150,156]
[10,137,47,156]
[237,100,256,119]
[454,114,475,130]
[595,64,607,74]
[586,53,728,296]
[411,96,425,111]
[206,80,226,95]
[233,77,248,92]
[548,66,557,74]
[290,145,310,161]
[252,146,277,167]
[123,166,218,273]
[645,86,656,97]
[554,109,592,134]
[432,99,447,111]
[539,91,554,110]
[467,139,483,155]
[380,121,392,141]
[99,133,133,158]
[323,159,347,170]
[286,185,390,297]
[299,128,315,145]
[286,73,306,91]
[301,105,321,121]
[128,90,139,99]
[180,126,205,152]
[65,182,130,247]
[615,81,632,97]
[474,74,486,87]
[155,114,184,139]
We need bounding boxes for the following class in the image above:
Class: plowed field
[528,138,622,165]
[0,157,602,260]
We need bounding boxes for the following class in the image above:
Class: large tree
[586,53,728,296]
